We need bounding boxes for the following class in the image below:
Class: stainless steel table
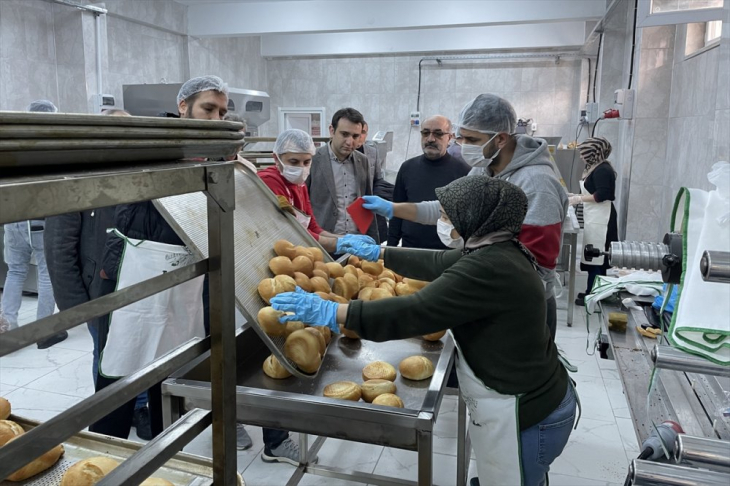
[162,325,467,486]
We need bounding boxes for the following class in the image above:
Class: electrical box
[613,89,635,119]
[410,111,420,127]
[96,94,116,111]
[585,102,600,124]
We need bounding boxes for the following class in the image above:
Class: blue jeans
[520,384,577,486]
[1,222,55,328]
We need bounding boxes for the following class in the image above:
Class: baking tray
[0,143,241,168]
[0,112,243,131]
[1,416,244,486]
[154,162,334,379]
[0,125,244,140]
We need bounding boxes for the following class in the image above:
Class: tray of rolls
[0,398,244,485]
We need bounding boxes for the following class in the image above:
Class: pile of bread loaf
[322,356,436,407]
[1,397,173,484]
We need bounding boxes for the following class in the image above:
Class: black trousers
[89,375,163,439]
[586,266,606,294]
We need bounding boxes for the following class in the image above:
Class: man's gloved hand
[362,195,393,219]
[336,234,381,262]
[271,287,340,333]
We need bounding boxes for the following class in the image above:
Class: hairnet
[177,75,228,104]
[274,129,316,156]
[455,94,516,134]
[27,100,58,113]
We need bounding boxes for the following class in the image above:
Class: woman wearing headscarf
[568,137,618,306]
[272,176,577,486]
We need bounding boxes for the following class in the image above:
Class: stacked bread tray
[0,112,244,167]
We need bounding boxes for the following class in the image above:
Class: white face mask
[277,159,310,186]
[437,219,463,249]
[460,133,502,168]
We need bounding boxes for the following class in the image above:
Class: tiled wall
[188,36,268,93]
[263,55,583,176]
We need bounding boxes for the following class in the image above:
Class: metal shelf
[0,160,238,485]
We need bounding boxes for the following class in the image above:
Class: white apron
[99,231,205,378]
[579,180,611,266]
[452,333,524,485]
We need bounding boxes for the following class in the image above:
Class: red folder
[347,197,374,235]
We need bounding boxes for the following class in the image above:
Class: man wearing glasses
[387,115,470,249]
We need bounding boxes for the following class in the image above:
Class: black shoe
[575,295,586,307]
[577,292,586,300]
[37,331,68,349]
[470,478,480,486]
[133,406,152,440]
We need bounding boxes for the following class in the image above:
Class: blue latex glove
[362,195,393,219]
[335,234,377,254]
[336,235,381,262]
[270,287,340,333]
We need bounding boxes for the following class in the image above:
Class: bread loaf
[284,329,321,373]
[360,287,392,301]
[312,269,329,280]
[339,324,360,339]
[269,256,294,277]
[0,397,10,420]
[304,327,326,354]
[325,262,345,278]
[309,276,331,293]
[399,356,435,381]
[263,355,292,379]
[323,381,361,401]
[313,325,332,345]
[333,276,358,300]
[343,264,358,277]
[402,278,428,290]
[60,456,119,486]
[361,379,397,403]
[274,239,297,259]
[422,330,446,341]
[257,307,287,337]
[347,255,361,268]
[395,282,417,296]
[378,282,396,296]
[293,272,313,292]
[362,361,397,381]
[293,246,314,262]
[292,256,314,277]
[6,436,64,481]
[314,291,332,301]
[361,261,384,276]
[285,320,305,336]
[372,393,404,408]
[0,419,24,446]
[328,293,349,304]
[257,275,297,304]
[313,261,330,278]
[378,269,396,281]
[307,247,325,262]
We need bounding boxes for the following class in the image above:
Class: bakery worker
[359,94,567,340]
[272,176,577,486]
[259,128,379,254]
[568,137,618,306]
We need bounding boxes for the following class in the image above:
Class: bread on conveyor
[292,255,314,277]
[402,278,428,290]
[333,276,358,300]
[313,261,330,278]
[343,264,358,277]
[361,261,384,276]
[285,320,305,336]
[325,262,345,278]
[0,397,10,420]
[5,435,64,482]
[257,307,287,337]
[60,456,119,486]
[339,324,360,340]
[293,272,314,292]
[274,239,297,259]
[304,327,326,354]
[347,255,361,268]
[257,275,297,304]
[307,246,324,262]
[372,393,404,408]
[268,256,295,277]
[378,269,397,281]
[422,330,446,341]
[313,325,332,345]
[323,381,362,401]
[362,361,397,382]
[263,354,292,379]
[284,329,322,373]
[293,246,314,262]
[361,379,397,403]
[399,356,435,381]
[0,419,24,446]
[359,287,392,302]
[328,293,349,304]
[309,276,331,293]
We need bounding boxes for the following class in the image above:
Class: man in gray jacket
[307,108,381,243]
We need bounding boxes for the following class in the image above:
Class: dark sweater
[346,243,568,430]
[387,153,470,249]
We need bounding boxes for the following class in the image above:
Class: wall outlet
[410,111,420,127]
[613,89,635,119]
[531,122,538,133]
[585,102,600,124]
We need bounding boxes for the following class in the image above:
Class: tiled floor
[0,270,636,486]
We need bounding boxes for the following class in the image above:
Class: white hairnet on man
[456,93,517,134]
[274,129,316,156]
[27,100,58,113]
[176,75,228,104]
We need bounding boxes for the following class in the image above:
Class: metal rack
[0,160,238,485]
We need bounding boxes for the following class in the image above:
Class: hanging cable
[593,33,602,103]
[569,123,584,191]
[586,58,592,104]
[416,59,424,112]
[591,118,602,137]
[628,0,639,89]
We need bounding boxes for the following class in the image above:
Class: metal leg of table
[417,430,433,486]
[206,166,237,486]
[457,393,470,486]
[567,232,577,327]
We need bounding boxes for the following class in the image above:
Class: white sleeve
[414,200,440,225]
